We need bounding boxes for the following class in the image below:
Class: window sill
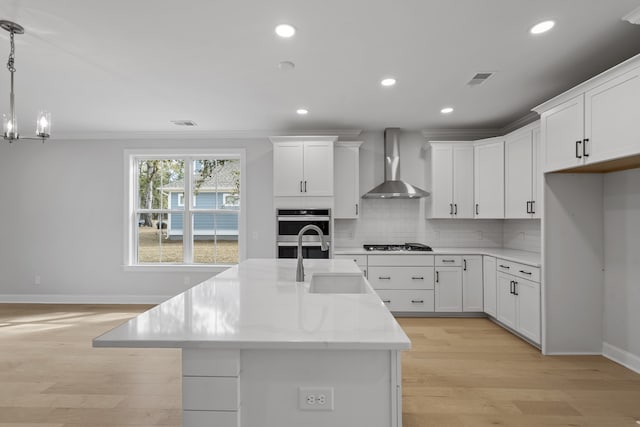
[122,264,234,273]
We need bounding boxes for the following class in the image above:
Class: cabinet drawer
[376,289,435,312]
[435,255,462,266]
[182,349,240,377]
[368,266,435,290]
[497,259,540,282]
[334,254,367,267]
[183,377,239,411]
[367,254,434,266]
[183,410,239,427]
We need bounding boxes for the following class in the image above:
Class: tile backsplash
[334,199,540,252]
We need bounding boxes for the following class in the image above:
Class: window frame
[123,148,246,271]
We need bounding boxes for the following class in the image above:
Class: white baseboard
[542,351,602,356]
[0,294,172,304]
[603,342,640,374]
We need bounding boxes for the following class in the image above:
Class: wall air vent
[467,72,495,86]
[170,120,198,126]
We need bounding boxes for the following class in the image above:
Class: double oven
[276,208,331,259]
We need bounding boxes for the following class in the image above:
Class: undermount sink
[309,272,370,294]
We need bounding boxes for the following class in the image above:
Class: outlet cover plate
[298,386,334,411]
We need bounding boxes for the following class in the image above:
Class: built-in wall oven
[276,208,331,259]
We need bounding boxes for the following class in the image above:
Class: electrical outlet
[298,387,334,411]
[34,275,41,285]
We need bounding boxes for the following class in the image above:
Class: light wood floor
[1,305,639,426]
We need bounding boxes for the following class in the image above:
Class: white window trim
[123,148,246,272]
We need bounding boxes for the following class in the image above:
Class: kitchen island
[93,259,410,427]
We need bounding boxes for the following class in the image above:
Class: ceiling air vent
[170,120,198,127]
[467,72,495,86]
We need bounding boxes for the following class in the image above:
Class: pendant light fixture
[1,20,51,142]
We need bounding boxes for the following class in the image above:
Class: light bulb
[36,111,51,138]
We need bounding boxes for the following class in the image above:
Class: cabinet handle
[442,259,455,263]
[576,140,582,159]
[355,203,358,215]
[476,204,479,215]
[382,300,391,304]
[463,259,467,271]
[364,269,367,278]
[411,300,424,304]
[436,271,439,283]
[531,200,536,214]
[300,181,303,192]
[510,280,514,295]
[513,281,519,296]
[499,264,510,269]
[454,204,458,215]
[526,201,531,214]
[411,276,424,280]
[304,180,307,192]
[378,276,391,280]
[449,203,453,215]
[519,270,532,275]
[583,138,589,157]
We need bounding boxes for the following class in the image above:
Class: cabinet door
[334,144,360,218]
[515,278,541,344]
[585,66,640,164]
[541,95,585,172]
[434,267,462,312]
[462,256,483,312]
[474,139,504,218]
[483,256,497,317]
[531,126,541,219]
[303,141,334,196]
[496,273,517,329]
[430,145,454,218]
[505,130,533,218]
[453,145,475,218]
[273,143,304,196]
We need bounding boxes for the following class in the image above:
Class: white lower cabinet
[462,256,483,312]
[496,265,541,344]
[367,255,435,313]
[483,256,497,317]
[434,266,462,312]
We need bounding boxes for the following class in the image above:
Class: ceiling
[1,0,640,138]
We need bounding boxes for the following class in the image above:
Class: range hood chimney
[362,128,430,199]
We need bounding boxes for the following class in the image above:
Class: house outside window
[125,149,245,268]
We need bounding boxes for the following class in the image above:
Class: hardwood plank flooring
[1,305,639,426]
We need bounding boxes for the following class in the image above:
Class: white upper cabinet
[473,138,504,218]
[427,142,474,219]
[271,137,337,197]
[505,122,541,218]
[334,142,362,219]
[536,59,640,173]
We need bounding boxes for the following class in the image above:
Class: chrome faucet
[296,224,329,282]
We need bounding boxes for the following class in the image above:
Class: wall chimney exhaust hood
[362,128,430,199]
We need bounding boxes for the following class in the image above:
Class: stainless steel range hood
[362,128,430,199]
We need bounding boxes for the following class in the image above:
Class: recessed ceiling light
[296,108,308,115]
[380,78,396,87]
[275,24,296,38]
[440,107,454,114]
[530,20,555,35]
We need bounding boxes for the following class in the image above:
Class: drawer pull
[411,276,424,280]
[519,270,532,275]
[382,300,391,304]
[499,264,510,269]
[442,259,455,263]
[378,276,391,280]
[411,300,424,304]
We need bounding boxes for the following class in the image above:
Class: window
[125,150,244,268]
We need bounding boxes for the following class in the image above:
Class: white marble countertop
[334,247,541,267]
[93,259,411,351]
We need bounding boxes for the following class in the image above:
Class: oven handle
[277,216,331,221]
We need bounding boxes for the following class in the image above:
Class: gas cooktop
[363,243,433,252]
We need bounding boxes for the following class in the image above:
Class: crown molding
[50,128,363,141]
[500,112,540,135]
[623,5,640,24]
[420,128,501,141]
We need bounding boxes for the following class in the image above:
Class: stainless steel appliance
[276,208,331,259]
[363,243,433,252]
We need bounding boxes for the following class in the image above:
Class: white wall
[0,137,274,302]
[603,168,640,371]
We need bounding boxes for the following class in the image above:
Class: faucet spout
[296,224,329,282]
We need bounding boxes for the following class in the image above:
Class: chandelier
[1,20,51,142]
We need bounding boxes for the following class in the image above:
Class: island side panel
[240,349,400,427]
